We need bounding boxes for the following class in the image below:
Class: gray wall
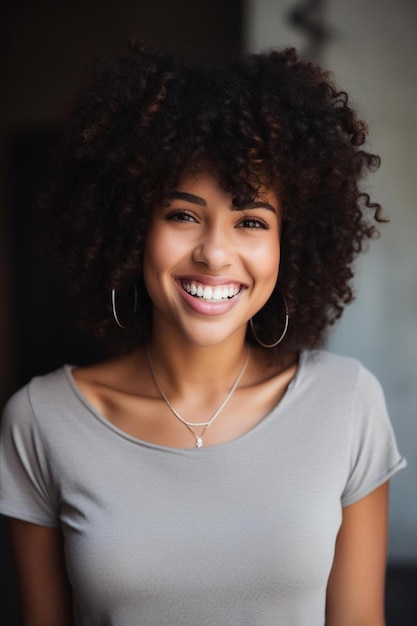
[245,0,417,562]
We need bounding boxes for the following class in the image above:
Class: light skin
[7,170,389,625]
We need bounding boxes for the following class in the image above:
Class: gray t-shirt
[0,351,406,625]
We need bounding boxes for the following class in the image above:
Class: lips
[180,280,241,302]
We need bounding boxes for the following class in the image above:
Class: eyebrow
[166,192,277,213]
[166,192,207,206]
[239,201,277,214]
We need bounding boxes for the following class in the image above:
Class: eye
[237,216,269,230]
[166,210,197,223]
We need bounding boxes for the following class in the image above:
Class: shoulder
[1,366,73,433]
[298,350,399,440]
[296,350,388,424]
[0,370,72,526]
[71,349,152,398]
[302,349,359,373]
[301,349,380,391]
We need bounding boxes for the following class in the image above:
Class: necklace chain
[146,346,250,448]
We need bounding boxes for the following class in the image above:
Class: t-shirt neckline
[62,350,307,454]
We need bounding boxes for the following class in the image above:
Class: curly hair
[42,41,384,354]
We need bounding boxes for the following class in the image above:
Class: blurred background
[0,1,416,623]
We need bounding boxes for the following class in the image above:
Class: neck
[146,326,249,395]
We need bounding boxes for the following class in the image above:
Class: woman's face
[143,169,281,347]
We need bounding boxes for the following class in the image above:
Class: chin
[179,324,247,348]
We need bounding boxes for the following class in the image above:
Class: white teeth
[182,281,240,302]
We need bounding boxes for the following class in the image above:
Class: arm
[8,518,73,626]
[325,481,389,626]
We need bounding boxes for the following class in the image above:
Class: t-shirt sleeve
[0,384,59,527]
[341,364,406,507]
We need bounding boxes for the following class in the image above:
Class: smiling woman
[0,40,406,626]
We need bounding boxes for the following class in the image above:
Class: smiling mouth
[181,280,241,302]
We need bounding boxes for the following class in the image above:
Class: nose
[192,225,235,270]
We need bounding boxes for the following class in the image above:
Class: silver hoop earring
[111,285,138,329]
[249,288,289,348]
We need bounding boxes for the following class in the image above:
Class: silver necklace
[146,346,250,448]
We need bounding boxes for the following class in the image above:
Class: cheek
[251,237,281,282]
[142,224,185,290]
[143,224,171,272]
[142,226,164,293]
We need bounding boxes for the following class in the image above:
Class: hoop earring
[249,288,289,348]
[111,285,138,329]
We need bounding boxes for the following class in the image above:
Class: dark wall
[0,0,243,402]
[0,4,242,624]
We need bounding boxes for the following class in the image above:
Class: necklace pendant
[147,346,250,453]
